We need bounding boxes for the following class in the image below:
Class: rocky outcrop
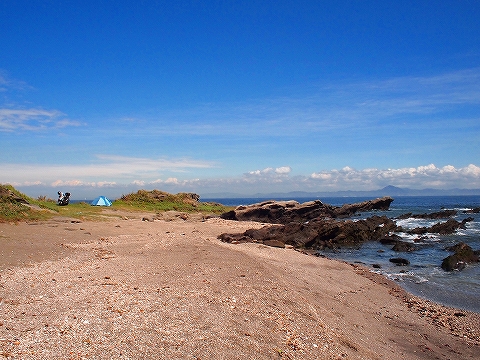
[407,218,473,235]
[332,196,394,217]
[219,215,398,250]
[218,196,479,274]
[441,242,480,271]
[397,210,457,220]
[220,197,394,224]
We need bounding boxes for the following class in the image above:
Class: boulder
[379,234,403,245]
[441,242,480,271]
[391,241,417,252]
[389,258,410,266]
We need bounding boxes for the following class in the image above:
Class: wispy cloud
[0,108,83,132]
[111,68,480,138]
[0,154,215,184]
[0,71,31,92]
[0,71,82,132]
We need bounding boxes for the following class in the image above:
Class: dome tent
[91,196,112,206]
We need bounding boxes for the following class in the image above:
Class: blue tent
[91,196,112,206]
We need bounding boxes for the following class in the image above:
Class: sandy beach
[1,212,479,359]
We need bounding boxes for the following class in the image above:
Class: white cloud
[51,179,95,187]
[165,177,179,184]
[0,108,82,131]
[247,166,291,176]
[96,181,117,187]
[6,162,480,198]
[310,164,480,189]
[0,154,215,185]
[275,166,291,174]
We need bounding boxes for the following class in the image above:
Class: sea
[203,196,480,313]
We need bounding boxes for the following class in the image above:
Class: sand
[1,211,479,359]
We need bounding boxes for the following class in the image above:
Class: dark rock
[219,215,398,250]
[396,212,413,220]
[379,234,403,245]
[332,197,394,217]
[397,210,457,219]
[441,242,479,271]
[391,241,417,252]
[464,207,480,214]
[221,210,237,220]
[220,197,394,224]
[389,258,410,266]
[408,218,473,235]
[372,264,382,269]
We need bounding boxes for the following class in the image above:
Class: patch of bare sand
[0,215,479,359]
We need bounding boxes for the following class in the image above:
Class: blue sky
[1,1,480,199]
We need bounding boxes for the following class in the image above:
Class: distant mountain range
[202,185,480,199]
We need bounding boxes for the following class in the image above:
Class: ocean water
[204,196,480,313]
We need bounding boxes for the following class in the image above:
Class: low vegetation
[115,189,228,213]
[0,185,229,223]
[0,184,49,222]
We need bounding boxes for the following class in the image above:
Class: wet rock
[379,234,403,245]
[408,218,473,235]
[464,207,480,214]
[441,242,480,271]
[389,258,410,266]
[397,210,457,220]
[391,241,417,252]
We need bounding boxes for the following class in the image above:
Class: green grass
[114,189,229,214]
[0,185,231,222]
[0,184,50,222]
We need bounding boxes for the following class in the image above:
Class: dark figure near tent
[57,191,71,206]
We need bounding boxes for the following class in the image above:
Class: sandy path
[1,215,479,359]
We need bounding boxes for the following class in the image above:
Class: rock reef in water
[441,242,480,271]
[396,210,457,220]
[219,197,480,271]
[220,196,394,223]
[219,197,396,249]
[406,218,473,235]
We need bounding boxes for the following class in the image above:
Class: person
[57,191,64,204]
[57,191,70,206]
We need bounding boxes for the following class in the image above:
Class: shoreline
[1,214,479,359]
